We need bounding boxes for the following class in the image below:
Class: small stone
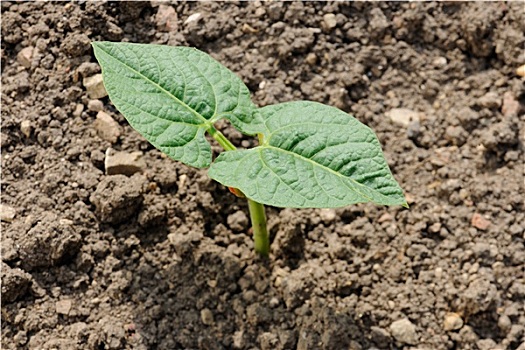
[200,308,214,325]
[20,120,32,138]
[498,314,512,333]
[476,338,497,350]
[443,312,463,331]
[17,47,34,68]
[433,56,447,67]
[242,23,258,34]
[445,125,467,146]
[502,91,520,117]
[386,108,421,127]
[93,111,121,143]
[428,222,442,234]
[105,148,146,176]
[0,204,16,222]
[390,318,418,345]
[378,212,393,223]
[269,297,279,308]
[56,299,72,315]
[254,7,266,18]
[77,62,101,78]
[227,211,249,232]
[73,104,84,118]
[319,208,337,224]
[232,330,245,349]
[322,13,337,30]
[87,99,104,112]
[83,74,107,99]
[184,13,202,25]
[305,52,317,65]
[471,213,491,230]
[477,92,501,109]
[155,4,178,32]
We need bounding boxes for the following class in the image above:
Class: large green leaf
[92,42,262,168]
[208,101,407,208]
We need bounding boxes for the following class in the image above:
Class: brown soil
[2,2,524,350]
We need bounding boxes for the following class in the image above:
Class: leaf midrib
[95,43,211,127]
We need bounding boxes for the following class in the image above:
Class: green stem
[207,126,270,256]
[247,199,269,256]
[208,126,236,151]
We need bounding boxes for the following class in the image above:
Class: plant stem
[208,126,236,151]
[207,126,270,256]
[247,198,269,256]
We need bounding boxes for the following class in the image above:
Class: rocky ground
[1,2,524,350]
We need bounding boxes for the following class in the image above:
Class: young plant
[92,42,407,256]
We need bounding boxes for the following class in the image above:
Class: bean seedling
[92,42,407,256]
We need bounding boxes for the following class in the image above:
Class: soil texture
[1,2,524,350]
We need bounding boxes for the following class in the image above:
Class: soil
[1,2,524,350]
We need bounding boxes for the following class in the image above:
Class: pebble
[83,74,107,99]
[390,318,418,345]
[322,13,337,30]
[200,308,214,325]
[87,99,104,112]
[93,111,121,143]
[232,330,245,349]
[241,23,258,34]
[498,314,512,333]
[443,312,464,331]
[0,204,16,222]
[20,120,32,138]
[428,222,442,234]
[476,338,497,350]
[305,52,317,65]
[516,64,525,77]
[378,212,393,223]
[471,213,491,230]
[77,62,100,79]
[502,91,520,117]
[319,208,337,224]
[477,92,501,109]
[56,299,72,315]
[386,108,421,127]
[155,4,177,32]
[269,297,280,308]
[254,7,266,18]
[184,13,202,25]
[433,56,448,67]
[73,104,84,118]
[17,47,34,68]
[105,148,146,176]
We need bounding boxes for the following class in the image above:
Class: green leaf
[92,42,261,168]
[208,101,407,208]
